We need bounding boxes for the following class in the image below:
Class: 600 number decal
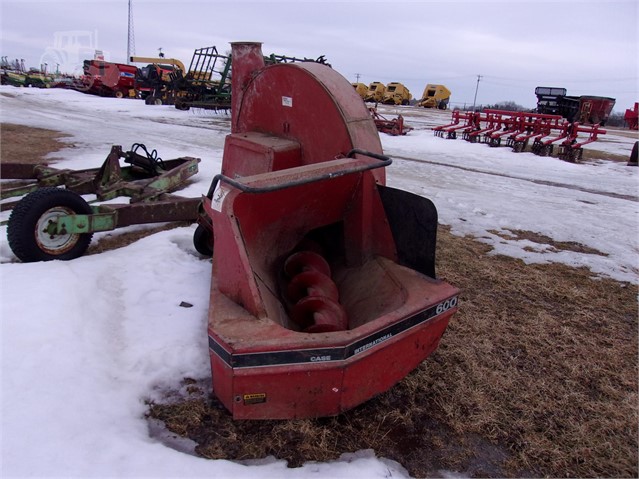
[436,297,458,315]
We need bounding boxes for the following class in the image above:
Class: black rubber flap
[378,184,438,279]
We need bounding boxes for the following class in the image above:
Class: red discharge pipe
[230,42,266,133]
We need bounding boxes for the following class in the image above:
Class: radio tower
[127,0,135,64]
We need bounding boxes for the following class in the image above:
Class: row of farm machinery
[352,81,451,109]
[429,87,636,163]
[3,47,633,151]
[1,51,449,113]
[1,46,331,111]
[2,46,416,137]
[433,109,607,162]
[132,46,331,110]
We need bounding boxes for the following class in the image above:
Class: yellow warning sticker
[243,393,267,405]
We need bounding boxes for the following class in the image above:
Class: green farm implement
[2,144,201,262]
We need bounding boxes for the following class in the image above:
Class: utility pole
[127,0,135,64]
[355,73,361,82]
[472,74,482,111]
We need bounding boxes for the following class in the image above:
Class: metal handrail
[206,148,391,198]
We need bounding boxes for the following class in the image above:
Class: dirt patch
[148,226,638,478]
[489,228,608,256]
[0,122,72,165]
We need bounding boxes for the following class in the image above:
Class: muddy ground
[0,122,71,164]
[2,123,637,478]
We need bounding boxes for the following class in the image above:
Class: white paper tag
[282,96,293,107]
[211,183,229,212]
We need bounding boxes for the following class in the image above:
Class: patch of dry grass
[432,227,637,477]
[0,122,71,165]
[149,226,638,478]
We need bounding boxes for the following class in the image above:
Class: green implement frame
[170,46,331,111]
[2,144,202,262]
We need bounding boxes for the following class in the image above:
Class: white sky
[1,0,638,111]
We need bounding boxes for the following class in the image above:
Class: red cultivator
[369,107,413,136]
[196,42,459,420]
[532,121,606,162]
[433,109,476,140]
[434,110,606,162]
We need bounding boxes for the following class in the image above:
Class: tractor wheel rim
[35,206,79,254]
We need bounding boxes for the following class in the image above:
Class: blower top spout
[230,42,265,132]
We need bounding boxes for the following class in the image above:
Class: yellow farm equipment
[364,81,386,102]
[418,84,450,109]
[352,82,367,99]
[382,82,412,106]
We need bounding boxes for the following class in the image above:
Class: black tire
[174,100,190,111]
[193,223,213,257]
[7,188,94,262]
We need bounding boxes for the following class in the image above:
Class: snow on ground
[1,87,637,478]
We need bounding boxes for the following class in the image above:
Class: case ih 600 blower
[197,42,459,420]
